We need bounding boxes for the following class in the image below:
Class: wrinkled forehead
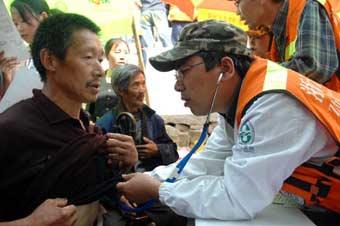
[68,29,103,54]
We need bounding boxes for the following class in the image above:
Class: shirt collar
[32,89,90,126]
[113,101,155,117]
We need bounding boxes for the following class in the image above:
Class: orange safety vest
[269,0,340,92]
[236,57,340,213]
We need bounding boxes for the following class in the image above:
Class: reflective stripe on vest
[263,61,288,90]
[317,0,327,6]
[284,37,297,61]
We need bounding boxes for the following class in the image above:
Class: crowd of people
[0,0,339,226]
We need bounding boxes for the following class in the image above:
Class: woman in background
[0,0,54,108]
[88,38,131,121]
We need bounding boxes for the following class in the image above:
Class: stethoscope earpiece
[217,72,224,84]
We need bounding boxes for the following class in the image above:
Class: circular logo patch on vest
[239,121,255,145]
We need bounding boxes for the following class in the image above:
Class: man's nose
[139,85,146,93]
[96,65,105,77]
[174,80,184,92]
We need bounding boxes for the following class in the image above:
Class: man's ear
[219,56,236,80]
[40,48,57,73]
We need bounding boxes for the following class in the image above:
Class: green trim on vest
[285,37,297,61]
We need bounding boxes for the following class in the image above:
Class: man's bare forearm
[0,217,30,226]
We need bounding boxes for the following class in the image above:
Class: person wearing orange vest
[232,0,340,92]
[116,20,340,225]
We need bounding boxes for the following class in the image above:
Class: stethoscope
[120,72,224,213]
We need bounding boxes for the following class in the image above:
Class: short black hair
[31,13,101,81]
[10,0,50,24]
[198,51,253,79]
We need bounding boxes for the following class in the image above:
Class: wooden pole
[131,15,150,106]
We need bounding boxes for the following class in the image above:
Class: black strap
[285,176,331,199]
[301,161,340,179]
[285,176,311,191]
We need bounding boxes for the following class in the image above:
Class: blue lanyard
[119,124,208,213]
[165,122,209,183]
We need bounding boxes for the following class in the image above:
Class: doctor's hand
[116,173,161,204]
[105,133,138,168]
[136,137,159,160]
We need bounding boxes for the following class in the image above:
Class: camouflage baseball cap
[149,20,252,72]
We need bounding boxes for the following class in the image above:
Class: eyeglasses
[174,62,204,81]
